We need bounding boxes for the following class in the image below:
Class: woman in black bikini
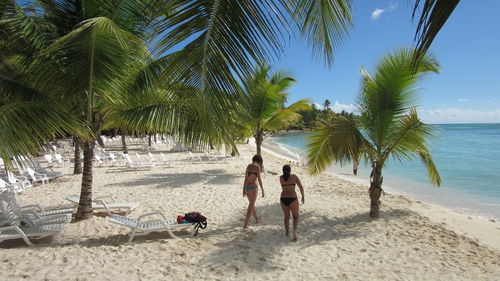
[279,164,304,241]
[242,154,265,229]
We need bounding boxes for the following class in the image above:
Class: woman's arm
[257,167,264,197]
[296,176,305,204]
[243,171,248,197]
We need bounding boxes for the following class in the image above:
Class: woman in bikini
[242,154,265,229]
[279,164,304,241]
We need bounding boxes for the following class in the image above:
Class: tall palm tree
[306,48,441,218]
[239,63,310,165]
[1,0,353,219]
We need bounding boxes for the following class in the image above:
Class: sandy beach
[1,143,500,281]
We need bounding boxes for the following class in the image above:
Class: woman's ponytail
[282,165,291,181]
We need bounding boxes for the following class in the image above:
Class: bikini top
[281,183,296,187]
[247,171,258,176]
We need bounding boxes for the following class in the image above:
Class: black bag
[184,212,207,236]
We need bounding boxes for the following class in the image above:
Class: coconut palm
[306,48,441,218]
[1,0,353,219]
[239,64,310,166]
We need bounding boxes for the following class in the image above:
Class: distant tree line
[287,99,356,130]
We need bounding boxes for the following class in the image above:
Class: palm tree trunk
[369,165,383,218]
[255,133,264,170]
[121,135,128,154]
[75,141,95,220]
[73,136,82,174]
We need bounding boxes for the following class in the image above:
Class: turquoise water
[268,124,500,220]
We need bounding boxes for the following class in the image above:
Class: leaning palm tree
[239,63,310,165]
[306,48,441,218]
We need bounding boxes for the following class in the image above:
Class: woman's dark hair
[252,154,263,164]
[282,165,291,181]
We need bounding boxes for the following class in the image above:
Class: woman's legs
[243,189,258,229]
[289,200,300,241]
[280,201,291,236]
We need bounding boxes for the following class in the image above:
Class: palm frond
[357,47,439,150]
[286,0,353,65]
[0,101,91,166]
[306,114,366,174]
[412,0,460,65]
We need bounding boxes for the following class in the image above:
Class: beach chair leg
[128,229,137,242]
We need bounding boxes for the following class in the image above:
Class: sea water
[267,124,500,220]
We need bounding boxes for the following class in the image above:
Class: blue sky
[274,0,500,124]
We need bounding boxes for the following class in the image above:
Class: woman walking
[279,165,304,241]
[242,154,265,229]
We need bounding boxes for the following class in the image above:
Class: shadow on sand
[106,169,240,188]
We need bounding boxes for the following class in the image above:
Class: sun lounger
[65,194,139,215]
[0,199,67,246]
[124,154,154,169]
[0,190,73,222]
[109,212,198,242]
[7,171,32,190]
[0,224,65,246]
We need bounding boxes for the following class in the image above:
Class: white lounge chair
[0,224,65,246]
[54,153,70,167]
[0,190,73,223]
[188,151,202,162]
[26,168,49,184]
[65,194,139,215]
[108,153,117,166]
[7,171,32,190]
[0,178,23,194]
[94,155,103,166]
[32,158,65,179]
[109,212,198,242]
[124,154,154,169]
[204,152,217,162]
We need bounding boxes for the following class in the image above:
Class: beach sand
[1,143,499,280]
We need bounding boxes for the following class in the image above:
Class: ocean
[267,123,500,221]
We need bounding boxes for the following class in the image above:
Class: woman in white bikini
[279,164,304,241]
[242,154,265,229]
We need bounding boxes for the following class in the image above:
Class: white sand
[1,144,499,280]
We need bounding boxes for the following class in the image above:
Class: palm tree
[306,48,441,218]
[1,0,353,219]
[323,99,331,110]
[239,63,310,166]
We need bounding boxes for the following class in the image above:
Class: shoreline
[260,140,500,251]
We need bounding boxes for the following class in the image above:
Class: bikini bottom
[244,186,256,192]
[280,197,297,207]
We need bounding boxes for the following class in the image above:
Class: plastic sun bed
[109,212,199,242]
[65,194,139,215]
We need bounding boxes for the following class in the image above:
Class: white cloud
[332,100,358,114]
[388,2,398,11]
[313,100,358,114]
[371,8,385,20]
[419,107,500,124]
[371,2,398,20]
[458,98,469,102]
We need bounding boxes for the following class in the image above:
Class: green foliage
[306,47,441,187]
[238,63,310,139]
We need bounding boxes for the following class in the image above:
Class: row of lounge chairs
[0,190,201,246]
